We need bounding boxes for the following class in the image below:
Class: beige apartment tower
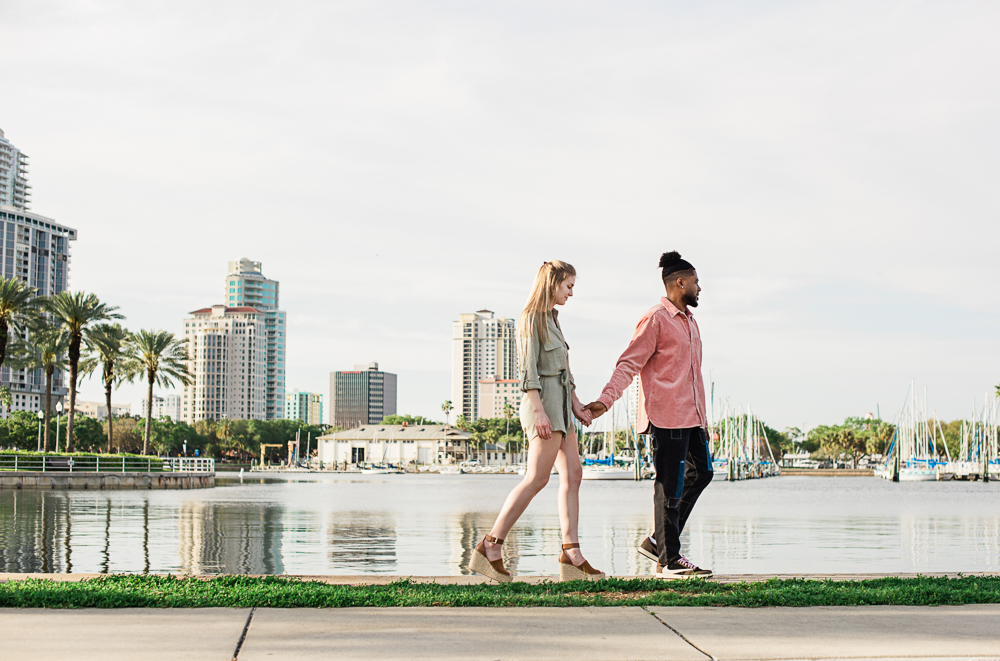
[451,310,517,422]
[181,305,267,422]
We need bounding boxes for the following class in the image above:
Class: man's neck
[665,291,687,313]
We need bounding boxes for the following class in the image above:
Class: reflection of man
[585,251,713,579]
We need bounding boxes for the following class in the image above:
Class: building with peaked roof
[316,424,472,467]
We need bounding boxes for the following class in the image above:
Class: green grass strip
[1,575,999,608]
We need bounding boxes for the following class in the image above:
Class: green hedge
[0,450,164,472]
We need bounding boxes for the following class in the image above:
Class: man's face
[681,271,701,308]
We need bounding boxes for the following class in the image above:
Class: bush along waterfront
[0,575,998,609]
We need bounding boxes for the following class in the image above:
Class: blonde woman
[469,260,605,582]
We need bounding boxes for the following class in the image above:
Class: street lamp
[183,440,187,457]
[36,410,44,452]
[55,401,63,453]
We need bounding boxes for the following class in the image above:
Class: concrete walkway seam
[642,606,715,660]
[232,606,256,660]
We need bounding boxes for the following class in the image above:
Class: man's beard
[683,292,699,308]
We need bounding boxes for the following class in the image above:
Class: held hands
[583,401,608,420]
[572,400,594,427]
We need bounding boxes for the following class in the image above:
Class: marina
[877,385,999,482]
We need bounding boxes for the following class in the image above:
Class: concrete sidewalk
[2,605,998,661]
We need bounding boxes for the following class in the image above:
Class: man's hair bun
[658,251,683,269]
[659,251,695,280]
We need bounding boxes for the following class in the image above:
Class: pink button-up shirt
[597,297,708,432]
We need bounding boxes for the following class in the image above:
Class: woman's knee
[563,463,583,488]
[523,472,550,493]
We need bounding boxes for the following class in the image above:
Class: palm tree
[41,292,122,452]
[125,329,192,455]
[80,323,133,453]
[0,276,39,369]
[0,277,40,413]
[7,318,68,452]
[502,401,515,436]
[441,400,453,425]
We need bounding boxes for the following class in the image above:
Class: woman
[469,260,604,582]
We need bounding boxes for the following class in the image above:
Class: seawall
[0,472,215,490]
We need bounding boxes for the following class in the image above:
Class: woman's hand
[525,389,552,440]
[534,410,553,440]
[573,401,593,427]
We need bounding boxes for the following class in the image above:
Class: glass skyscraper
[225,258,286,420]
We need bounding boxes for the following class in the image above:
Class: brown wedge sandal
[469,535,513,583]
[558,542,605,581]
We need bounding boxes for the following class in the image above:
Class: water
[1,475,997,575]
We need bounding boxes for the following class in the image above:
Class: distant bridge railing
[162,457,215,473]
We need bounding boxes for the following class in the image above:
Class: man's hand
[584,401,608,419]
[572,401,594,427]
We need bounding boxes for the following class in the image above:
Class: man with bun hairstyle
[585,252,713,579]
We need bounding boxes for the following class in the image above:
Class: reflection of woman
[469,261,604,582]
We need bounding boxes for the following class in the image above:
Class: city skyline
[3,2,998,431]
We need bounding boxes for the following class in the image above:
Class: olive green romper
[519,310,576,437]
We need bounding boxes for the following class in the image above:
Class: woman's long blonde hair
[517,260,576,343]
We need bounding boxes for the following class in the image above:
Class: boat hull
[581,468,636,480]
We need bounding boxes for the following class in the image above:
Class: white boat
[361,465,403,474]
[581,465,636,480]
[898,467,936,481]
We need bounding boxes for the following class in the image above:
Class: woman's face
[553,275,576,306]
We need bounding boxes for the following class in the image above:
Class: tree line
[0,409,331,460]
[0,277,189,455]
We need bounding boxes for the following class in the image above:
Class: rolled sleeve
[519,327,542,392]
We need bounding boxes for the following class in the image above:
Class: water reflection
[0,476,997,575]
[327,512,396,572]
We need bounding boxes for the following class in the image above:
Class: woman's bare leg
[554,430,585,564]
[483,432,563,561]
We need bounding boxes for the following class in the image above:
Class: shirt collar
[660,296,693,319]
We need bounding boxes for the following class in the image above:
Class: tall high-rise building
[451,310,517,422]
[0,205,76,415]
[329,362,397,429]
[224,258,286,420]
[180,305,267,422]
[0,129,30,210]
[286,391,323,426]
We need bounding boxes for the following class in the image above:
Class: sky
[2,0,998,431]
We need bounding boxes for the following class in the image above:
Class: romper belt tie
[558,369,573,432]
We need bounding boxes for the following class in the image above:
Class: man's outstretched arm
[584,315,658,418]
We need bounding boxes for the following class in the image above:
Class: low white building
[316,424,472,467]
[75,400,131,420]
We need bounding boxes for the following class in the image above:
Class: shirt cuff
[598,394,613,410]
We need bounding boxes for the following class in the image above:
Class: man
[585,251,713,579]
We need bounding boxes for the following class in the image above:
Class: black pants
[651,425,713,564]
